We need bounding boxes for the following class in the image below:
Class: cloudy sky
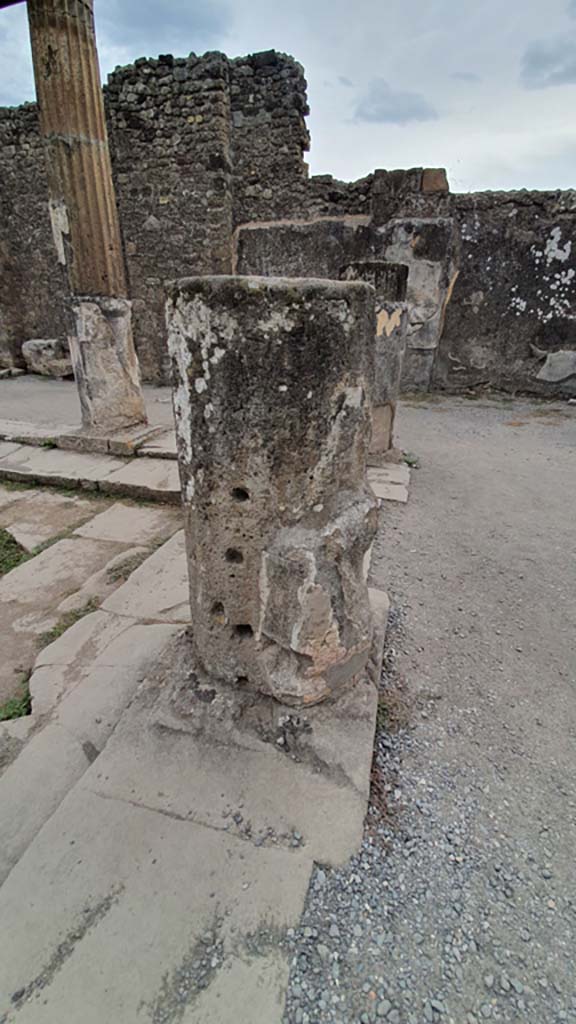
[1,0,575,192]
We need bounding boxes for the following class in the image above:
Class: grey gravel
[283,398,576,1024]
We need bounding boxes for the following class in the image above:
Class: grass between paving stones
[38,598,100,650]
[0,672,31,722]
[0,528,28,576]
[106,550,150,583]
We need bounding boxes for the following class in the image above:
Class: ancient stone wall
[1,49,575,394]
[434,190,576,396]
[0,105,67,368]
[104,52,235,382]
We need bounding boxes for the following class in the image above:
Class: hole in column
[225,548,244,564]
[231,487,250,502]
[236,675,249,686]
[234,624,253,638]
[211,601,225,624]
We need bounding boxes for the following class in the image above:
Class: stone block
[74,502,180,544]
[236,218,372,280]
[367,463,410,503]
[0,723,90,885]
[166,275,378,706]
[422,167,449,193]
[0,490,97,552]
[340,260,408,453]
[341,260,408,301]
[0,785,312,1023]
[103,456,180,502]
[102,531,190,622]
[21,338,73,378]
[0,444,125,488]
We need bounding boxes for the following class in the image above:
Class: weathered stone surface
[341,260,408,453]
[0,441,180,503]
[167,275,377,706]
[0,443,125,486]
[0,536,128,702]
[367,463,410,503]
[237,217,372,280]
[102,530,189,622]
[71,297,147,431]
[74,501,180,544]
[56,546,150,614]
[0,490,98,552]
[434,191,576,397]
[534,348,576,383]
[103,455,180,502]
[0,484,36,509]
[0,723,91,885]
[374,217,460,391]
[0,784,312,1024]
[21,338,72,378]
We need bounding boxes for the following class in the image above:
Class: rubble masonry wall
[1,50,574,394]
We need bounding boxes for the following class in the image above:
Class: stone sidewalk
[0,486,182,704]
[0,526,390,1024]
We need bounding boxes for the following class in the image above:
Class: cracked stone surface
[166,275,378,706]
[0,623,379,1022]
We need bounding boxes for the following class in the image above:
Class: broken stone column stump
[70,297,147,432]
[340,261,408,455]
[166,275,378,706]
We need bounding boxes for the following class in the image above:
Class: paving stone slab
[368,585,391,686]
[0,441,24,460]
[0,723,90,886]
[0,442,182,504]
[0,787,311,1024]
[34,609,137,669]
[104,456,180,502]
[87,633,376,867]
[367,462,410,502]
[56,545,150,614]
[1,490,101,552]
[137,429,178,460]
[0,537,126,608]
[0,539,131,702]
[0,484,37,510]
[0,444,125,488]
[102,530,190,622]
[74,501,181,545]
[1,623,181,881]
[0,419,76,446]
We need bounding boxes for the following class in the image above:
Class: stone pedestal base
[70,297,147,432]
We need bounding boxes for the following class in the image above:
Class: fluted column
[27,0,147,429]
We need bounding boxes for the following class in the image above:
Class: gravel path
[284,395,576,1024]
